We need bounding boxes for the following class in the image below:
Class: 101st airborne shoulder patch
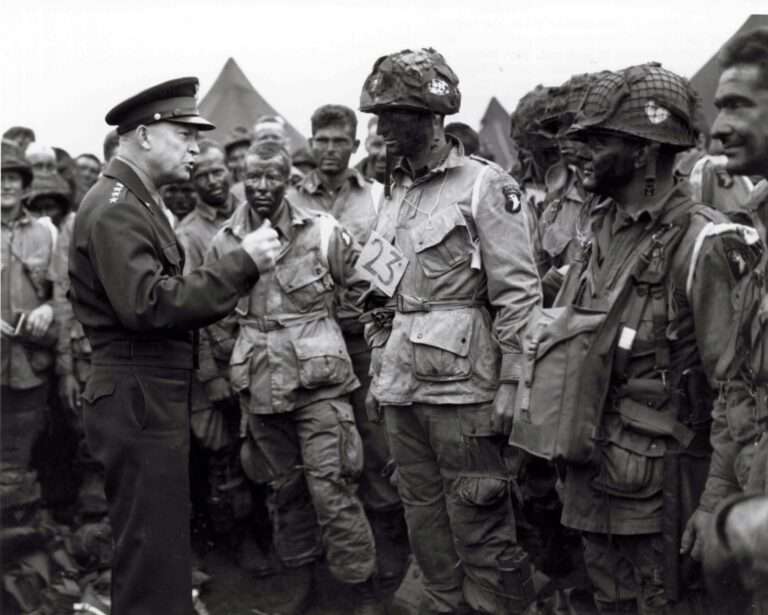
[502,184,522,214]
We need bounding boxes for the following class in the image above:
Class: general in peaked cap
[105,76,215,135]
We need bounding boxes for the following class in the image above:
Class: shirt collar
[226,198,310,241]
[195,193,236,222]
[393,137,465,185]
[115,155,160,203]
[301,168,367,195]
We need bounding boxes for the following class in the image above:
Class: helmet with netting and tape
[359,48,461,115]
[541,72,613,136]
[509,85,555,149]
[568,62,698,149]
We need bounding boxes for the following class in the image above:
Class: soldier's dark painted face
[712,64,768,176]
[146,122,200,185]
[579,132,637,196]
[193,148,231,207]
[161,181,198,220]
[376,109,433,159]
[243,154,290,220]
[310,123,358,176]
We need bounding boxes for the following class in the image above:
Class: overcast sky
[1,0,764,159]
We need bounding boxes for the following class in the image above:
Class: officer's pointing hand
[242,219,280,274]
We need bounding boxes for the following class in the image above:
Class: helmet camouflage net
[569,62,698,148]
[360,48,461,115]
[509,85,555,148]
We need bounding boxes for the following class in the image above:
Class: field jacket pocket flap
[409,310,472,357]
[275,253,327,293]
[533,306,606,359]
[412,207,467,253]
[615,398,694,448]
[292,335,351,389]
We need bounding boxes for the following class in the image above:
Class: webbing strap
[613,285,651,382]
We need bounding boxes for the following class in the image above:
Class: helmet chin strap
[644,142,660,197]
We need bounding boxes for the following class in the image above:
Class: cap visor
[168,116,216,131]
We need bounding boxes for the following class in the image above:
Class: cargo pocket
[411,204,473,278]
[591,424,667,498]
[275,252,334,312]
[292,336,352,389]
[410,310,472,381]
[455,474,508,507]
[82,375,116,406]
[335,402,363,480]
[229,333,256,392]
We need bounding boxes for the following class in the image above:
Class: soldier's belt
[239,309,329,332]
[93,338,194,368]
[387,294,485,313]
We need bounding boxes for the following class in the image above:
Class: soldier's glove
[492,383,518,436]
[681,507,713,561]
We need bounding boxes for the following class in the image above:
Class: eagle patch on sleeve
[502,184,522,214]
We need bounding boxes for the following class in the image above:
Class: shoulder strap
[370,181,384,215]
[315,214,337,268]
[470,165,492,219]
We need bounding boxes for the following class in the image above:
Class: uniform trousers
[83,360,193,615]
[384,402,532,614]
[247,397,377,584]
[583,532,712,615]
[345,331,401,512]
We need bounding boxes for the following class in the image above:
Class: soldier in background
[161,179,199,223]
[1,141,57,519]
[176,138,273,573]
[445,122,480,156]
[360,48,541,614]
[683,29,768,607]
[355,116,388,183]
[224,125,253,184]
[555,62,760,614]
[288,103,406,581]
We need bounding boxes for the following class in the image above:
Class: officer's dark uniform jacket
[558,185,760,534]
[69,157,260,362]
[205,198,366,415]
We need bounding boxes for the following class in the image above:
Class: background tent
[690,14,768,130]
[199,58,306,151]
[477,97,518,171]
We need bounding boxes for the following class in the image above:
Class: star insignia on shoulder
[341,230,352,246]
